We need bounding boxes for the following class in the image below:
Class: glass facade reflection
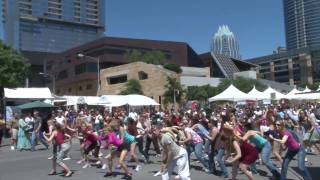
[284,0,320,50]
[1,0,105,52]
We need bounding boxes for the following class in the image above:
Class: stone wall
[99,62,178,105]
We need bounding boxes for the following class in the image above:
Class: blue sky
[0,0,284,59]
[106,0,285,59]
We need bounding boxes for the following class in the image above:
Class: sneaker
[63,156,71,161]
[104,172,113,177]
[11,146,15,150]
[77,159,85,164]
[153,171,162,176]
[101,164,107,170]
[98,152,103,157]
[174,175,180,179]
[82,163,91,169]
[135,165,141,172]
[95,160,101,165]
[204,168,210,173]
[156,154,161,158]
[48,156,53,160]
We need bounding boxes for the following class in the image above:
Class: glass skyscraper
[283,0,320,50]
[211,25,241,59]
[1,0,105,52]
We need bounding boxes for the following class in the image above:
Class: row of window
[56,83,93,94]
[106,71,148,85]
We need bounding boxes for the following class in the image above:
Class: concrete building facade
[246,47,320,86]
[48,36,206,96]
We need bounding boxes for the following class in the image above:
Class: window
[79,86,82,91]
[57,89,61,94]
[86,84,93,90]
[75,63,97,75]
[107,74,127,85]
[68,88,72,92]
[138,71,148,80]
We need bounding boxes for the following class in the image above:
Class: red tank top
[55,131,64,145]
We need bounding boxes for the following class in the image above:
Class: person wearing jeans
[216,148,228,177]
[240,128,281,178]
[31,131,49,151]
[271,123,312,180]
[31,112,49,151]
[179,121,209,172]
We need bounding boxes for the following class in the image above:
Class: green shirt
[161,133,181,159]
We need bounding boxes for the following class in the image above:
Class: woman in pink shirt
[270,122,312,180]
[102,120,133,179]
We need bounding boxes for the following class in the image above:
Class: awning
[4,88,53,100]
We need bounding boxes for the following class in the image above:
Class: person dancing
[43,122,73,177]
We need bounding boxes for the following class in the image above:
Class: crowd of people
[1,101,319,180]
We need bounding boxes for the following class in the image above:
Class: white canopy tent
[247,86,265,100]
[59,95,159,107]
[60,96,101,106]
[285,87,303,99]
[302,86,312,93]
[295,92,320,100]
[262,87,286,100]
[208,84,254,102]
[4,88,54,100]
[126,95,160,106]
[99,95,127,107]
[100,95,159,107]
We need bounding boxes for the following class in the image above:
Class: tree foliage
[125,49,165,65]
[163,63,182,73]
[217,76,267,94]
[119,79,144,95]
[163,76,184,105]
[186,85,217,101]
[185,77,267,101]
[0,41,30,88]
[300,82,320,91]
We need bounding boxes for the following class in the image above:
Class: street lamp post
[77,53,100,95]
[39,72,55,94]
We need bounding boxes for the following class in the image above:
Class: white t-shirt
[25,117,33,124]
[55,116,65,125]
[94,115,103,124]
[128,112,138,121]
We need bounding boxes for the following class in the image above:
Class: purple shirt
[283,130,300,151]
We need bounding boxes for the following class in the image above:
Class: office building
[246,46,320,86]
[1,0,105,52]
[0,0,105,87]
[283,0,320,50]
[45,36,206,96]
[211,25,241,59]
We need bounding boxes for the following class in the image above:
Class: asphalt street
[0,138,319,180]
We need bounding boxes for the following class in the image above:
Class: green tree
[125,49,143,62]
[186,85,216,101]
[163,63,182,73]
[163,76,184,105]
[217,76,267,94]
[119,79,144,95]
[125,49,165,65]
[0,41,30,88]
